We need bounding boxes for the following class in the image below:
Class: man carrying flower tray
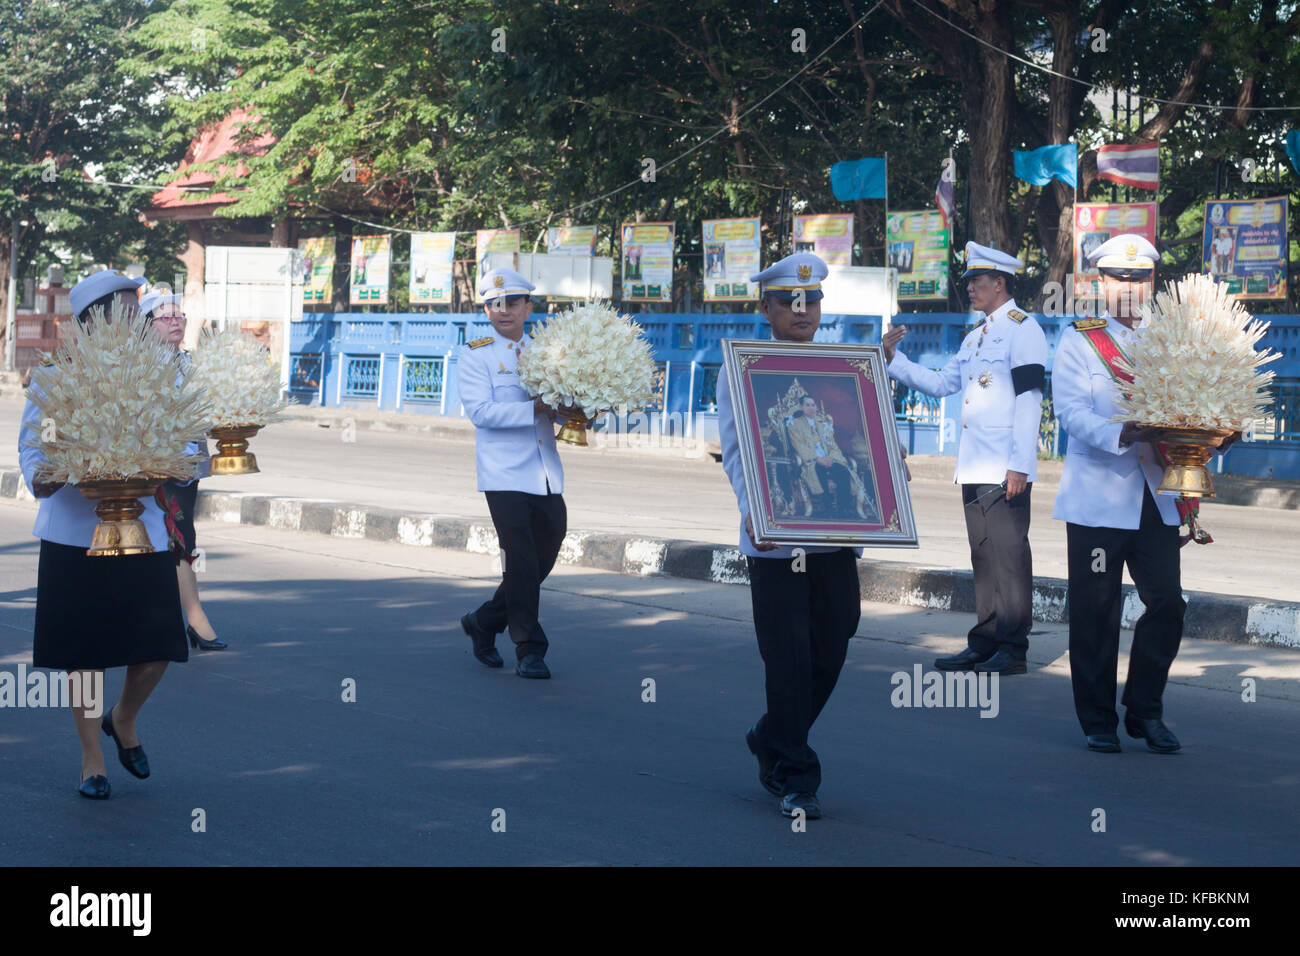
[457,267,568,680]
[1054,234,1242,755]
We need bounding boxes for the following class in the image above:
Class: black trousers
[747,548,861,794]
[961,482,1033,656]
[1067,486,1185,735]
[474,490,567,660]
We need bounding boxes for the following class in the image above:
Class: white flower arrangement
[1114,273,1279,431]
[23,298,210,484]
[186,326,289,428]
[516,301,658,415]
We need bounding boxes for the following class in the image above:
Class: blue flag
[1013,144,1077,188]
[830,157,887,200]
[1286,131,1300,175]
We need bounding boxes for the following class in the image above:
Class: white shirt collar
[982,298,1017,323]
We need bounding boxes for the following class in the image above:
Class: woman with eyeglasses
[141,291,228,653]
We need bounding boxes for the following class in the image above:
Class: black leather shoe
[779,792,821,819]
[934,647,991,671]
[78,775,111,799]
[515,654,551,679]
[187,625,227,651]
[461,613,503,668]
[102,707,149,779]
[973,648,1028,675]
[1124,714,1181,753]
[746,725,782,796]
[1087,733,1122,753]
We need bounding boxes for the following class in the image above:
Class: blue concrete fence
[287,311,1300,479]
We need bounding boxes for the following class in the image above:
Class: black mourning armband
[1011,363,1046,395]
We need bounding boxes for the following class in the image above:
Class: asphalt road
[0,503,1296,865]
[2,397,1295,601]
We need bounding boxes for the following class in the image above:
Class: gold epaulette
[466,336,494,349]
[1071,318,1108,331]
[1007,308,1028,323]
[38,356,55,367]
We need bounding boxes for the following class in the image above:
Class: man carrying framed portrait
[717,252,916,822]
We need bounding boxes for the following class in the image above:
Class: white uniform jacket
[456,331,564,495]
[1051,315,1179,529]
[887,298,1047,485]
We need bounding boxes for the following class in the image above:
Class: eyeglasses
[150,313,187,322]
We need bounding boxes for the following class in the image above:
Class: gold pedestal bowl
[557,410,591,447]
[77,477,166,557]
[209,424,262,475]
[1142,425,1236,498]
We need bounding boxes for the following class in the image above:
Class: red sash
[1078,325,1211,546]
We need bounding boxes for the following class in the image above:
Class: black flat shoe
[973,648,1028,676]
[1086,733,1122,753]
[779,792,821,819]
[746,725,782,796]
[515,654,551,679]
[188,625,227,651]
[934,648,991,671]
[102,707,150,779]
[78,775,111,800]
[1124,714,1181,753]
[461,613,503,668]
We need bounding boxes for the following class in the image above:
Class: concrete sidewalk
[2,466,1296,649]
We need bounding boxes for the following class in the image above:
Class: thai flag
[1096,142,1160,190]
[935,159,955,232]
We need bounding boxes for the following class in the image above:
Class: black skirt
[33,540,188,671]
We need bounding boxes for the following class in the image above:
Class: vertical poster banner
[409,232,456,305]
[1074,202,1158,300]
[1201,197,1289,300]
[475,228,521,300]
[620,221,675,302]
[792,213,854,266]
[702,217,761,301]
[885,210,950,301]
[298,236,335,305]
[546,226,598,256]
[349,235,391,306]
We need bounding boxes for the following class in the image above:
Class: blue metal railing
[402,356,445,403]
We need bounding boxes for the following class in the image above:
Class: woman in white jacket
[20,271,189,800]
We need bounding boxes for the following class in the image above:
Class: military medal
[978,371,992,388]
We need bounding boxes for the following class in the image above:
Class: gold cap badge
[796,264,812,281]
[1124,242,1137,259]
[493,275,504,288]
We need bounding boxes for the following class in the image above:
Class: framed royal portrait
[722,340,918,548]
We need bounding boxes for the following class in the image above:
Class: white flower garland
[187,326,289,428]
[1114,273,1278,431]
[516,301,658,415]
[23,299,210,484]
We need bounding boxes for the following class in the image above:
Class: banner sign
[475,228,521,300]
[792,213,853,266]
[409,232,456,305]
[885,209,950,301]
[298,236,335,305]
[546,226,598,256]
[349,235,391,305]
[1201,197,1289,300]
[1073,202,1158,300]
[620,221,674,302]
[702,217,761,301]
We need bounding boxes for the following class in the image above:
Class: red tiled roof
[147,108,275,213]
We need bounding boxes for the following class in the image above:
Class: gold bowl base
[210,424,262,475]
[1142,425,1235,499]
[557,411,590,447]
[78,477,165,557]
